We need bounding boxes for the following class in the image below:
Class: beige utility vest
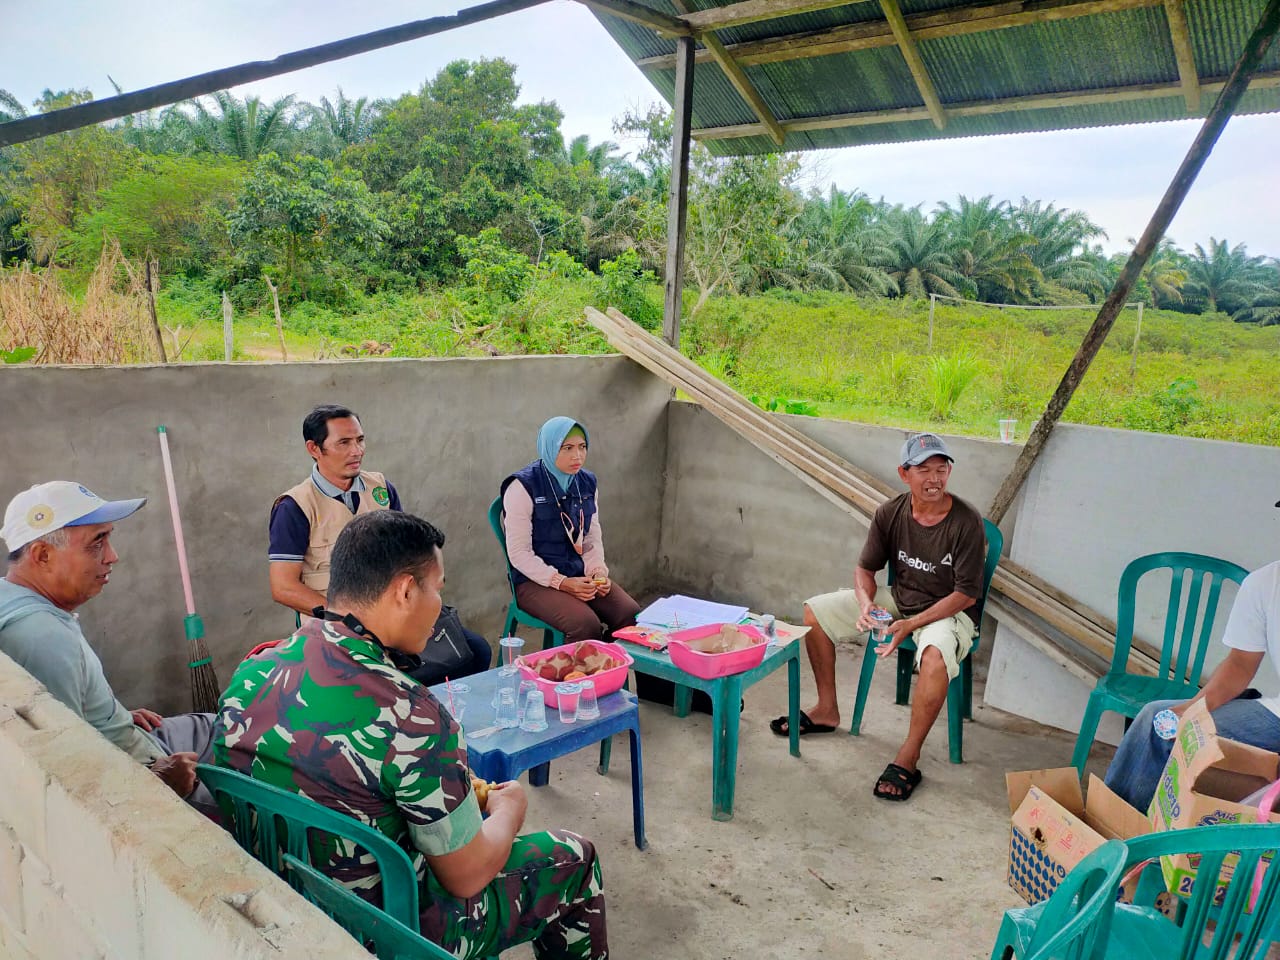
[276,470,390,591]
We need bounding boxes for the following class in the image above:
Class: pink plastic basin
[667,623,766,679]
[517,640,633,709]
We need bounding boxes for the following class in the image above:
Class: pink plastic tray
[517,640,633,709]
[667,623,766,679]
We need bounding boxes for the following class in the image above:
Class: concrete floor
[501,635,1116,959]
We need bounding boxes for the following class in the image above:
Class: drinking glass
[520,690,549,733]
[999,419,1017,444]
[495,687,518,729]
[499,636,525,677]
[555,682,582,724]
[575,680,600,721]
[444,681,469,725]
[517,679,539,724]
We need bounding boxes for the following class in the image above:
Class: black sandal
[770,710,836,737]
[873,762,922,801]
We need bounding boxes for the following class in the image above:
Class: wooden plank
[1164,0,1201,112]
[663,38,695,347]
[879,0,948,129]
[984,596,1103,684]
[690,69,1280,139]
[583,304,1168,680]
[579,0,692,36]
[679,0,872,32]
[0,0,555,147]
[638,0,1164,70]
[988,0,1280,524]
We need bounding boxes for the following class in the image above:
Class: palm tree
[303,88,379,155]
[1138,238,1188,309]
[937,195,1039,302]
[1183,238,1267,314]
[788,185,895,295]
[186,91,298,161]
[1012,198,1109,299]
[878,205,967,300]
[566,134,621,173]
[1231,261,1280,325]
[0,89,26,122]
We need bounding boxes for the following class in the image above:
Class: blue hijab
[537,416,589,493]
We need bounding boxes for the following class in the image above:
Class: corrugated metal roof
[591,0,1280,156]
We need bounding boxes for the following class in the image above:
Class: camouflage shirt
[214,618,483,891]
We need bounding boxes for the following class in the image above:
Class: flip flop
[873,762,923,801]
[770,710,836,737]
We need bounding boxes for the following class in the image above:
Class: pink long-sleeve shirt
[502,482,608,589]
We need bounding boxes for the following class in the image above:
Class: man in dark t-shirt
[772,432,986,802]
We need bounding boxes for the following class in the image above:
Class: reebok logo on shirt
[941,553,953,566]
[898,550,938,574]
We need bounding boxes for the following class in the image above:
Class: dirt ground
[499,635,1116,959]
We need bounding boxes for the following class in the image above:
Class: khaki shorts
[805,587,976,682]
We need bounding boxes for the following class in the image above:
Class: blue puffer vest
[500,461,598,586]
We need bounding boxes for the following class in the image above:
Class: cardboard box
[1149,699,1280,898]
[1007,767,1150,904]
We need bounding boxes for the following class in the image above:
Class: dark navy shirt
[268,467,402,562]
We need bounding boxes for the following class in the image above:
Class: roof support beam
[664,37,696,347]
[669,0,786,146]
[637,0,1166,71]
[689,69,1280,139]
[0,0,555,147]
[578,0,692,36]
[679,0,874,31]
[878,0,947,129]
[1164,0,1201,112]
[988,0,1280,523]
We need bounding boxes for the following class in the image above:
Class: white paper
[636,595,749,630]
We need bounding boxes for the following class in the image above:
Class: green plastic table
[621,636,801,821]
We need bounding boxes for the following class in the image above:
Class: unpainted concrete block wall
[0,651,368,960]
[1,356,671,714]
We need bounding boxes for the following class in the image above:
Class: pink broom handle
[157,426,196,616]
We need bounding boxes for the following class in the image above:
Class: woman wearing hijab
[500,416,640,643]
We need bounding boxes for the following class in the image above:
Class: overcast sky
[4,0,1279,256]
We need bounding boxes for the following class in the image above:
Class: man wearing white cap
[772,433,987,802]
[0,481,215,810]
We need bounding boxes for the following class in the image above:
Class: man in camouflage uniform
[216,511,607,959]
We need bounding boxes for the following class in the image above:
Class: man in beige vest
[268,404,491,680]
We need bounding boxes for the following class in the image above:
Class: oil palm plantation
[937,195,1039,302]
[1012,198,1109,299]
[1184,238,1267,314]
[185,91,299,161]
[788,185,895,295]
[878,205,967,299]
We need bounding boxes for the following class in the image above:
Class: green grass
[145,278,1280,446]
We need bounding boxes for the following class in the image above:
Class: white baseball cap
[2,482,146,552]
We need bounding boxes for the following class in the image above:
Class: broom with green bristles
[157,425,220,712]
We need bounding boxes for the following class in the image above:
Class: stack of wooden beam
[584,305,1164,680]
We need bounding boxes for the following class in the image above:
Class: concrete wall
[657,401,1021,621]
[0,650,367,960]
[985,425,1280,742]
[1,357,670,714]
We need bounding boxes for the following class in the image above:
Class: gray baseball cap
[900,432,954,467]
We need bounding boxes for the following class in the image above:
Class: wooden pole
[663,36,696,348]
[987,0,1280,524]
[221,291,233,361]
[145,259,167,363]
[928,293,936,350]
[0,0,552,147]
[1129,300,1143,380]
[263,274,287,362]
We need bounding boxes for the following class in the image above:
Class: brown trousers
[515,580,641,644]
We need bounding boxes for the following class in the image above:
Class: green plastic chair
[283,854,454,960]
[849,517,1003,764]
[1069,552,1249,776]
[989,839,1127,960]
[993,823,1280,960]
[196,764,420,932]
[488,496,566,651]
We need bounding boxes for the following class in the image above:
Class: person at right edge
[774,433,986,802]
[218,511,607,959]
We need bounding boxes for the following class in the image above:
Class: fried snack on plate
[471,776,493,812]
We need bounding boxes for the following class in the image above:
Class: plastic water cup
[499,636,525,677]
[555,682,582,723]
[520,690,549,733]
[761,614,777,644]
[445,681,469,725]
[495,686,518,729]
[869,609,894,644]
[999,419,1017,444]
[517,679,539,724]
[575,680,600,721]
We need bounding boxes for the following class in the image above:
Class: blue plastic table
[429,668,646,850]
[621,637,801,821]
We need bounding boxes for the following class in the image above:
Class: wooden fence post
[221,291,233,361]
[145,260,167,363]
